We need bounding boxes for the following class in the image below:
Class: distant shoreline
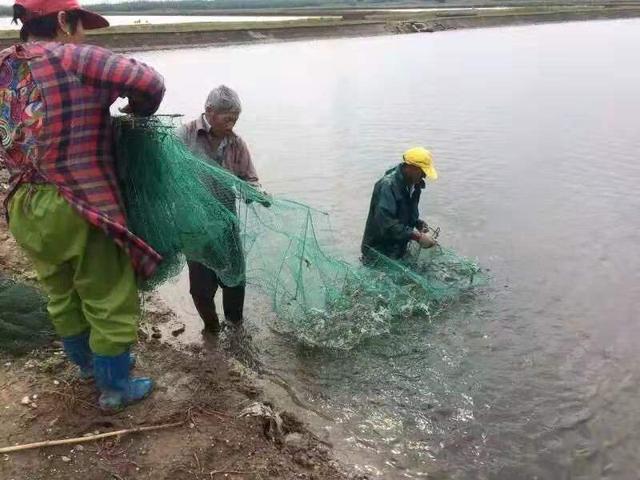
[0,6,639,52]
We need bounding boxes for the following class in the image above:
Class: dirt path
[0,166,361,479]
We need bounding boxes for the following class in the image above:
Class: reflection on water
[144,19,640,478]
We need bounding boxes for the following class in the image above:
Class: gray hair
[204,85,242,113]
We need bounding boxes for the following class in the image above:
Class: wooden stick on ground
[0,420,184,454]
[210,471,256,477]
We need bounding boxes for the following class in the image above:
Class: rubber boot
[192,294,221,333]
[61,332,93,381]
[93,351,153,412]
[62,333,136,381]
[222,285,245,325]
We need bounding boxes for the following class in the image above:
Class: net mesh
[115,116,485,349]
[0,275,54,355]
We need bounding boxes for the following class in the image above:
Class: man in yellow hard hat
[361,147,438,261]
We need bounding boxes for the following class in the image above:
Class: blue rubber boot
[61,333,94,381]
[94,351,153,412]
[62,334,137,381]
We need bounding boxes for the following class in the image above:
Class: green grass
[0,16,371,40]
[88,16,375,36]
[0,30,18,40]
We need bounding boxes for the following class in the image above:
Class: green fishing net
[0,275,54,355]
[114,116,484,349]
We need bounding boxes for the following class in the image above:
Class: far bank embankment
[0,6,639,51]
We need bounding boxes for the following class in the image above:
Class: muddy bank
[0,166,361,479]
[1,6,639,52]
[0,337,354,479]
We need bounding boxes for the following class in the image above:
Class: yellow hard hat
[403,147,438,181]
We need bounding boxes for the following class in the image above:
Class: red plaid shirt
[0,42,165,278]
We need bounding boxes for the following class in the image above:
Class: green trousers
[8,184,140,356]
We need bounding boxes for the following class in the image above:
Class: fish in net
[114,116,485,349]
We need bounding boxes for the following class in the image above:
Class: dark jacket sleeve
[374,182,414,243]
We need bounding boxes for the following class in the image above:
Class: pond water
[131,19,640,478]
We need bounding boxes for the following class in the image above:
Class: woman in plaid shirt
[1,0,165,411]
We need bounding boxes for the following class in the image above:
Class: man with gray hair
[178,85,261,333]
